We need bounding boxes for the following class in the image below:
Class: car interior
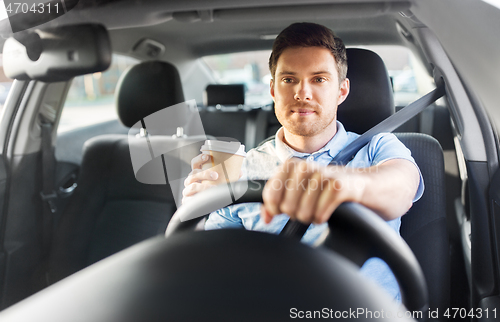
[0,0,499,321]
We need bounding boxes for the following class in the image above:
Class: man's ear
[337,78,350,105]
[270,78,275,101]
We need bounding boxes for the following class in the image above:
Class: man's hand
[182,154,219,204]
[261,158,362,225]
[261,158,420,225]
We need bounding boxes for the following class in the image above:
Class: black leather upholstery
[49,61,187,282]
[49,136,176,280]
[116,61,185,128]
[198,109,258,146]
[339,49,450,313]
[205,84,245,106]
[338,48,395,134]
[397,133,450,314]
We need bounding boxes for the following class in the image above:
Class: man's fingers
[279,160,310,220]
[262,160,292,216]
[181,195,194,205]
[184,169,201,187]
[191,153,211,170]
[182,182,201,197]
[261,159,349,225]
[183,181,216,198]
[184,169,219,187]
[295,171,323,223]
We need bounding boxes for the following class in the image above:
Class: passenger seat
[48,61,195,283]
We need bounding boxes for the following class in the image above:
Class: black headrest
[115,61,185,128]
[337,48,394,134]
[204,84,245,106]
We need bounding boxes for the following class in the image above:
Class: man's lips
[293,109,316,115]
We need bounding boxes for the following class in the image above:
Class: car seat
[48,61,204,283]
[340,48,450,314]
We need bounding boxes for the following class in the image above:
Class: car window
[57,54,139,133]
[359,45,436,106]
[202,50,273,109]
[0,54,14,121]
[202,46,435,108]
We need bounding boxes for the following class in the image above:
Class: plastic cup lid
[200,140,246,157]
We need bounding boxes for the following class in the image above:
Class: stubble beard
[277,103,337,137]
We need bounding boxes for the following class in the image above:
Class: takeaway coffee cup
[200,140,246,185]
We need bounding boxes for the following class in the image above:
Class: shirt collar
[274,121,350,162]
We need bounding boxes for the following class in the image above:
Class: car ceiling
[129,15,404,55]
[0,0,412,56]
[1,0,500,133]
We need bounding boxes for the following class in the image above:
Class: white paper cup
[200,140,246,184]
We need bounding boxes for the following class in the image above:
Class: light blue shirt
[205,121,424,302]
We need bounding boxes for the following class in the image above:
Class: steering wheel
[166,180,428,313]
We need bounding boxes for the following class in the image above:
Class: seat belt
[280,81,446,238]
[39,114,58,258]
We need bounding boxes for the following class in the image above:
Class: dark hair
[269,22,347,83]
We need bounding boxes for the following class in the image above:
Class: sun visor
[2,23,111,82]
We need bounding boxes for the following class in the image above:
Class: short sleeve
[366,133,424,202]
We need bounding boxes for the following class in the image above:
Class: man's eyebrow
[276,70,333,76]
[312,70,333,75]
[277,71,296,76]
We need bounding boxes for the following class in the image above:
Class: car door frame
[0,79,71,309]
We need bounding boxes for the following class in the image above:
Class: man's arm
[261,158,420,224]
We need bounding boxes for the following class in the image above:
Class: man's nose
[294,81,312,101]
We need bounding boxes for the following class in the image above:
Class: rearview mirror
[2,23,111,82]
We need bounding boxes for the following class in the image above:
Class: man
[183,22,423,302]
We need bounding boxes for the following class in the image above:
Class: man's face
[270,46,349,137]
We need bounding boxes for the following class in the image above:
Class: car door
[0,23,113,309]
[0,79,49,309]
[0,79,74,308]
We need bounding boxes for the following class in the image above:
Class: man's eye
[283,78,293,83]
[314,77,326,83]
